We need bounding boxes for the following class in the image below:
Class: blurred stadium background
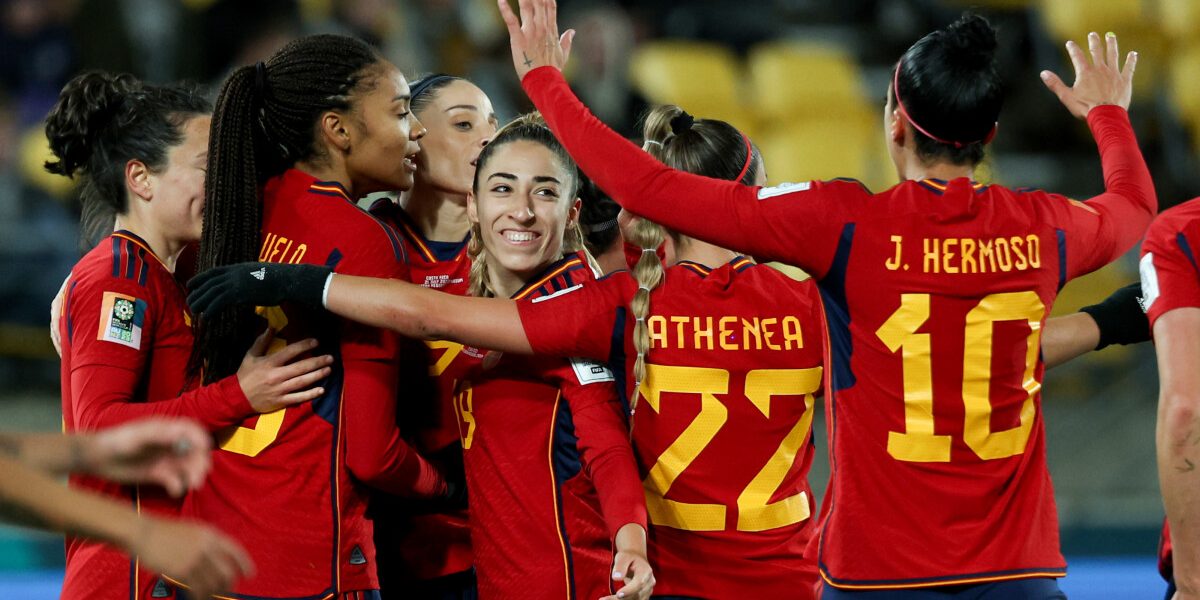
[0,0,1192,597]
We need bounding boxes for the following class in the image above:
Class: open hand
[131,516,253,599]
[81,418,212,497]
[236,329,332,414]
[1041,31,1137,119]
[497,0,575,81]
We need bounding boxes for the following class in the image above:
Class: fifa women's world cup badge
[97,291,148,350]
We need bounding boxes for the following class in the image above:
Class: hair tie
[586,217,619,233]
[892,59,995,149]
[643,139,664,148]
[254,62,269,99]
[642,247,658,254]
[735,132,754,183]
[638,284,653,292]
[669,112,695,135]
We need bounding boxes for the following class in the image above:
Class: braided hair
[192,34,384,381]
[44,71,211,249]
[628,104,760,417]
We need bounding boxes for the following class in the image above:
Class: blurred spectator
[0,0,75,126]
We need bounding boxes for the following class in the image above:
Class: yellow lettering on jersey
[762,318,781,350]
[258,231,308,265]
[718,317,738,350]
[427,340,464,376]
[742,318,762,350]
[220,304,293,457]
[923,238,940,274]
[694,316,714,351]
[455,384,477,450]
[886,235,903,271]
[942,238,958,274]
[960,239,977,274]
[648,316,668,349]
[919,235,1042,275]
[782,316,803,350]
[670,316,689,348]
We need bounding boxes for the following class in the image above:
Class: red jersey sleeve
[522,66,860,279]
[553,360,647,537]
[1141,201,1200,327]
[1040,106,1157,279]
[64,274,251,432]
[337,222,445,497]
[518,271,634,360]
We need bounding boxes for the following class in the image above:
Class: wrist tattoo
[523,52,534,68]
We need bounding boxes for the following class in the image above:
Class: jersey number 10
[876,291,1044,463]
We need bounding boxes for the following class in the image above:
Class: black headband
[409,74,458,104]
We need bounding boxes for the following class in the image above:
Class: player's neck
[487,267,528,299]
[595,243,627,275]
[401,186,471,242]
[113,216,182,272]
[903,159,975,183]
[672,238,738,269]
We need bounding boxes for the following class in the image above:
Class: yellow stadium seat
[1038,0,1161,99]
[19,128,75,200]
[747,41,867,123]
[1168,44,1200,127]
[757,110,879,189]
[1159,0,1200,41]
[629,40,757,137]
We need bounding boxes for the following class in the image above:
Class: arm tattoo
[1178,458,1196,474]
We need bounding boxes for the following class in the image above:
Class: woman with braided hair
[186,34,454,599]
[187,103,829,599]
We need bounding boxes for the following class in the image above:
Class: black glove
[1079,282,1150,350]
[187,262,332,316]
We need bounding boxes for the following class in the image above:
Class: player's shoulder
[515,251,595,301]
[71,232,172,296]
[739,262,820,303]
[756,177,873,202]
[1147,198,1200,245]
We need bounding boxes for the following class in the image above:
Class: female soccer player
[498,3,1154,597]
[46,70,332,600]
[188,104,827,599]
[188,34,474,599]
[365,73,498,598]
[1140,197,1200,600]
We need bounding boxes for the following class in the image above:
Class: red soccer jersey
[523,67,1156,589]
[518,258,826,599]
[183,169,443,598]
[368,198,475,581]
[456,252,646,600]
[59,230,251,600]
[1139,198,1200,582]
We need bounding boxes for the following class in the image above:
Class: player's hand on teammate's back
[81,418,213,498]
[1041,31,1137,118]
[187,262,332,316]
[131,515,253,599]
[603,550,654,600]
[497,0,575,81]
[236,330,333,414]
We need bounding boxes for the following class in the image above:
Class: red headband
[735,133,753,182]
[892,60,997,149]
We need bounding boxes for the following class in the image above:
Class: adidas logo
[349,545,367,565]
[250,268,266,281]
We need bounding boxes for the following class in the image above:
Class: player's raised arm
[1040,33,1155,278]
[497,0,850,275]
[188,262,534,355]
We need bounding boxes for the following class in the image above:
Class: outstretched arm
[1042,282,1148,369]
[188,263,534,354]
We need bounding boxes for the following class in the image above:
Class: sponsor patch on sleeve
[97,291,147,349]
[1139,252,1159,313]
[569,358,615,385]
[757,181,811,200]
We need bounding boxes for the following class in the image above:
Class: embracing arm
[325,274,533,354]
[1156,309,1200,596]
